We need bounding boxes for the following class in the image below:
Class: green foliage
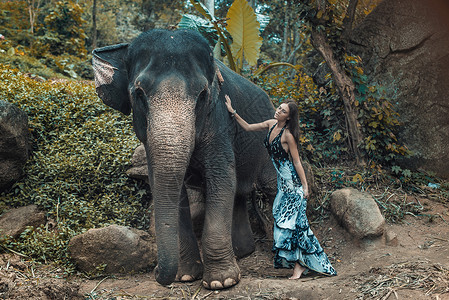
[1,1,88,59]
[41,0,88,57]
[0,49,93,80]
[0,52,64,80]
[297,0,347,62]
[39,53,94,79]
[345,55,410,163]
[178,14,219,47]
[0,1,30,44]
[0,0,92,79]
[0,64,149,268]
[17,225,76,267]
[255,54,409,167]
[309,164,447,224]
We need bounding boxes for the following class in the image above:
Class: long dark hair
[284,99,300,143]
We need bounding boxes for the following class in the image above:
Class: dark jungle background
[1,0,448,282]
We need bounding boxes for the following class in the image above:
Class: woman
[225,95,336,279]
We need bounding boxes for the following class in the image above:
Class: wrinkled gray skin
[92,29,276,290]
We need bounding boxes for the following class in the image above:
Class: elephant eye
[134,87,148,109]
[198,89,209,103]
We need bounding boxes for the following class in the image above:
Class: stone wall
[349,0,449,179]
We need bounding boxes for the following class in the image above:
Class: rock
[348,0,449,179]
[0,205,46,238]
[330,188,385,239]
[126,144,149,183]
[385,230,398,247]
[0,100,31,191]
[68,224,156,274]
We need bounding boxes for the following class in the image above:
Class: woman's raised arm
[225,95,273,132]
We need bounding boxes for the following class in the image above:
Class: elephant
[92,29,277,289]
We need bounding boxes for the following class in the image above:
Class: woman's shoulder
[267,119,277,125]
[264,119,277,128]
[282,128,296,142]
[283,127,292,135]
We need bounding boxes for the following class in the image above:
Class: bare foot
[288,262,307,280]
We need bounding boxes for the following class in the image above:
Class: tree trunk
[281,3,289,61]
[27,0,35,35]
[342,0,359,45]
[92,0,97,49]
[286,30,302,64]
[310,30,365,165]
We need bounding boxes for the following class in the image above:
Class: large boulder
[0,205,46,238]
[68,224,156,274]
[0,100,31,191]
[349,0,449,179]
[126,144,149,184]
[330,188,385,239]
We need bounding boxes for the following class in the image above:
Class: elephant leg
[232,194,255,258]
[177,184,203,282]
[201,159,240,290]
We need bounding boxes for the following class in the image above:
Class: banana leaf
[178,14,218,47]
[226,0,263,67]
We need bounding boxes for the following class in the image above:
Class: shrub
[255,56,410,167]
[0,64,149,267]
[0,53,64,80]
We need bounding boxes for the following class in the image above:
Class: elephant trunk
[152,168,185,285]
[145,82,196,285]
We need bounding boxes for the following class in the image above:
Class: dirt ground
[1,195,448,300]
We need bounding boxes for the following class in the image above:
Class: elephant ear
[92,43,131,115]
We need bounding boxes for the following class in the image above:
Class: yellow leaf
[333,131,341,142]
[352,173,364,183]
[7,47,15,56]
[226,0,263,66]
[369,121,379,128]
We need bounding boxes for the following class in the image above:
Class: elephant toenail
[223,278,236,287]
[202,280,209,289]
[181,275,194,282]
[210,280,223,289]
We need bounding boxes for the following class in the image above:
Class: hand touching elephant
[92,29,276,289]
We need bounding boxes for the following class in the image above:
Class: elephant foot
[202,262,241,290]
[176,260,203,282]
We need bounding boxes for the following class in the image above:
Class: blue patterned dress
[264,123,336,276]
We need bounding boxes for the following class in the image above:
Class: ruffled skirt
[272,162,336,276]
